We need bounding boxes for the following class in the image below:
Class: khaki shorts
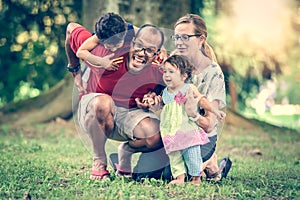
[78,93,160,141]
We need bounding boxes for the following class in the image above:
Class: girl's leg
[182,145,202,186]
[168,151,186,185]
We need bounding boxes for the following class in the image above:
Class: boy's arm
[132,25,139,34]
[76,35,99,61]
[76,35,118,70]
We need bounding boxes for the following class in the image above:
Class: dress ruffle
[162,129,209,154]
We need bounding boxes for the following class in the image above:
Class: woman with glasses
[171,14,230,181]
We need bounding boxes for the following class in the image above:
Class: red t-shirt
[70,26,164,108]
[86,45,164,108]
[70,27,92,54]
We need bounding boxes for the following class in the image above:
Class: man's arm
[65,22,88,94]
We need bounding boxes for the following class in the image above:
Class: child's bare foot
[189,176,201,186]
[169,174,185,185]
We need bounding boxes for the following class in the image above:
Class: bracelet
[66,64,81,72]
[189,113,201,122]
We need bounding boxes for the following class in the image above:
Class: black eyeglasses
[171,34,202,42]
[132,41,159,57]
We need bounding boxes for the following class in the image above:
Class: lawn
[0,120,299,199]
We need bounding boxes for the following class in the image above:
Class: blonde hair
[174,14,217,62]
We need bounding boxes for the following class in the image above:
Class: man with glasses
[68,23,166,180]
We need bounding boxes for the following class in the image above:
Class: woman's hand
[213,109,226,121]
[184,87,199,117]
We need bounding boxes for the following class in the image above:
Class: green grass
[0,122,299,199]
[243,108,300,133]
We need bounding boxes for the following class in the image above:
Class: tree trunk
[0,74,74,125]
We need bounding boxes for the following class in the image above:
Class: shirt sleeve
[192,63,226,110]
[206,71,226,110]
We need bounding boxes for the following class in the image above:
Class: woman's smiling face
[174,22,202,59]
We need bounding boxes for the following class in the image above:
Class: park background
[0,0,299,199]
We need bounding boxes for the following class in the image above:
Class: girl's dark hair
[95,13,127,45]
[164,55,195,82]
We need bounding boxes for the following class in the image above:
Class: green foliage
[0,0,82,106]
[202,0,300,111]
[0,123,299,199]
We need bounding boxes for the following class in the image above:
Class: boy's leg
[116,142,134,177]
[117,134,162,177]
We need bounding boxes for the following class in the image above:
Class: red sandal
[90,169,110,180]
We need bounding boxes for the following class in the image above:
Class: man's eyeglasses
[132,41,159,57]
[171,34,202,42]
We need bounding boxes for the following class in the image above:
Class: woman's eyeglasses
[171,34,202,42]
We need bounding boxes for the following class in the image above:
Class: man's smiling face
[127,26,162,74]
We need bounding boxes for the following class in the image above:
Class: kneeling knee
[145,134,161,148]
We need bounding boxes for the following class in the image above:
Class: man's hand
[73,71,86,95]
[101,54,121,71]
[136,92,163,111]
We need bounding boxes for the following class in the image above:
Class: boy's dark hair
[135,24,165,49]
[164,55,195,82]
[95,13,127,45]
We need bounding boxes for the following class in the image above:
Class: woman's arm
[191,85,225,120]
[185,86,216,132]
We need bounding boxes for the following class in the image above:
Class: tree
[0,0,82,106]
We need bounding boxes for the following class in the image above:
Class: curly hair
[95,13,127,45]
